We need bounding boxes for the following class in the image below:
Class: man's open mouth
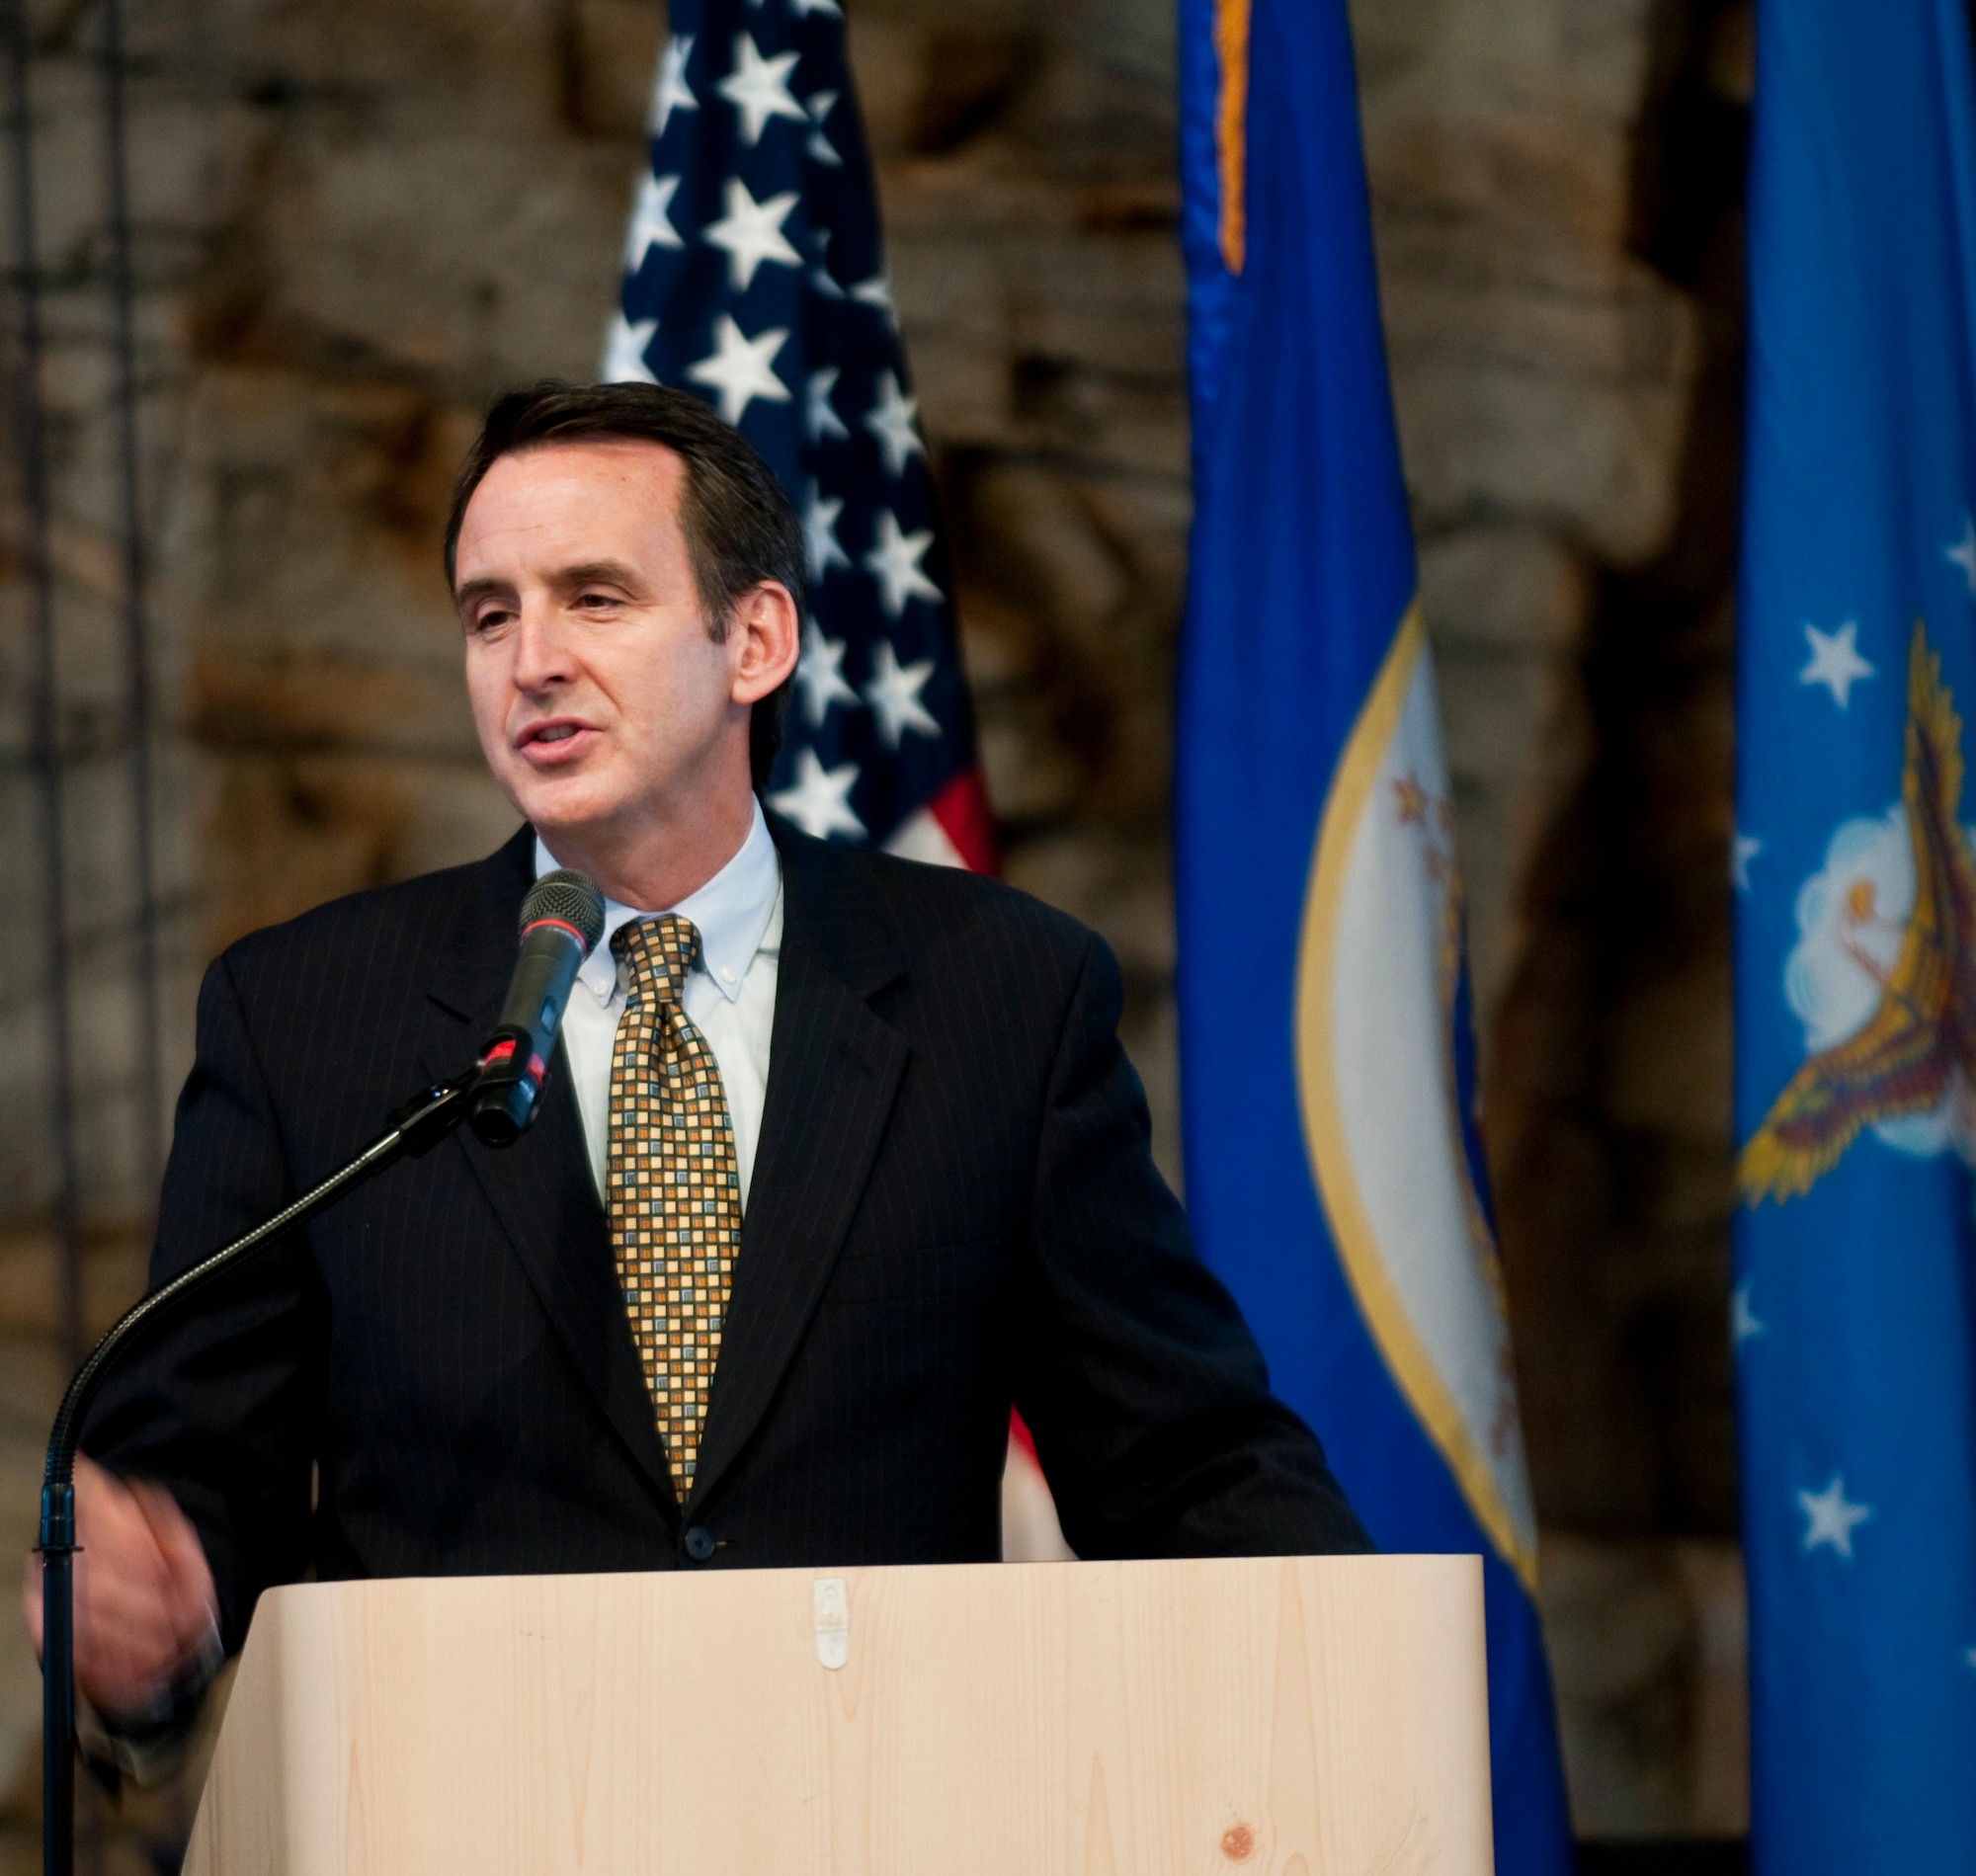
[518,720,597,761]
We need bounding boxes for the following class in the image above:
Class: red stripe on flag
[929,767,999,874]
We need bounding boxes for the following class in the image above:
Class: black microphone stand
[38,1067,485,1876]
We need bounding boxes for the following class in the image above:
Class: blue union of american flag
[604,0,994,870]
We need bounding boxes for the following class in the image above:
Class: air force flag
[1735,2,1976,1868]
[1176,2,1572,1870]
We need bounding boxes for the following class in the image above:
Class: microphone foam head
[521,869,607,955]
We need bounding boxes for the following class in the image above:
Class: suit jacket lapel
[689,820,909,1508]
[418,827,679,1511]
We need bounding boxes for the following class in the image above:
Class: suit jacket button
[683,1525,716,1562]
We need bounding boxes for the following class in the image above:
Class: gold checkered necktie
[607,914,742,1493]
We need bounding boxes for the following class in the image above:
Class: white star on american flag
[769,746,865,840]
[805,366,849,443]
[864,640,940,747]
[716,33,807,145]
[621,174,684,271]
[702,176,802,290]
[796,617,859,726]
[686,313,791,424]
[802,481,850,579]
[863,509,942,616]
[601,314,657,384]
[851,271,897,328]
[808,228,844,300]
[805,90,842,166]
[864,370,924,478]
[647,34,697,138]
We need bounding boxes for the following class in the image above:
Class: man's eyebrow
[554,560,645,593]
[453,576,512,615]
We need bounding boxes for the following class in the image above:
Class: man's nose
[510,599,576,693]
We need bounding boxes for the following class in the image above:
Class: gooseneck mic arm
[39,867,606,1876]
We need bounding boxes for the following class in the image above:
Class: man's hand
[22,1455,218,1720]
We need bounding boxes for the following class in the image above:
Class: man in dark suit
[27,382,1367,1736]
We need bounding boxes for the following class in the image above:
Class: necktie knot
[614,914,700,1009]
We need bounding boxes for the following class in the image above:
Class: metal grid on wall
[3,0,163,1379]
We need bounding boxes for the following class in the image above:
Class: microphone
[469,868,608,1147]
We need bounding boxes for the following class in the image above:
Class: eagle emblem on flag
[1740,621,1976,1202]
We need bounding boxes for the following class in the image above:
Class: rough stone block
[260,125,627,389]
[1394,352,1696,566]
[1602,959,1734,1140]
[566,0,667,139]
[1003,829,1176,979]
[976,714,1084,825]
[1536,1533,1748,1837]
[1420,525,1592,653]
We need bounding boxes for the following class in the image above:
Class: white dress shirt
[535,799,782,1208]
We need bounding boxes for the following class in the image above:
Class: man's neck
[540,790,758,912]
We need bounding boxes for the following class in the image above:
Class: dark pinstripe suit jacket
[87,816,1367,1650]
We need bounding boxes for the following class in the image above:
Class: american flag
[604,0,994,872]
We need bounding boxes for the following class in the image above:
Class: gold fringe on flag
[1214,0,1250,273]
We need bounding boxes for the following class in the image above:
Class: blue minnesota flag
[1176,2,1572,1870]
[1735,2,1976,1869]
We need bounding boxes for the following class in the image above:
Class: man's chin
[521,810,614,856]
[500,772,623,849]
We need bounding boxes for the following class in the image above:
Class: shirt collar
[533,797,782,1006]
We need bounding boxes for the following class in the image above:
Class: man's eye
[469,608,515,634]
[575,591,618,610]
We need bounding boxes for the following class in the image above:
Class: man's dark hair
[445,380,804,788]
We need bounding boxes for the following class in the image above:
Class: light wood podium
[184,1555,1493,1875]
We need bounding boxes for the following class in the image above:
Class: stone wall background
[0,0,1753,1860]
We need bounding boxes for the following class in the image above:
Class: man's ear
[731,580,800,705]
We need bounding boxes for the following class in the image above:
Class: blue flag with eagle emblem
[1734,2,1976,1868]
[603,0,994,871]
[1175,1,1572,1870]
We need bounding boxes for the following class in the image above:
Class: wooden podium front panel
[184,1555,1492,1876]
